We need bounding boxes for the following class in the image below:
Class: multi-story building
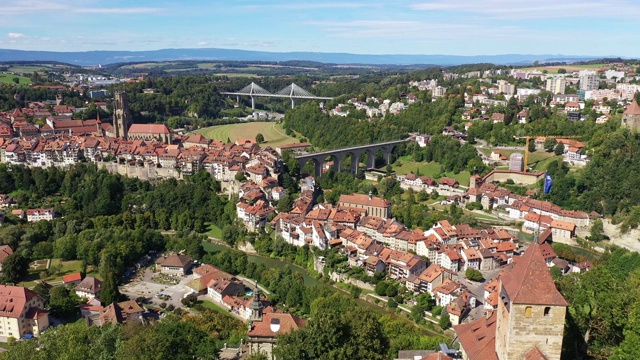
[0,285,49,341]
[26,208,55,222]
[545,77,566,94]
[579,71,600,91]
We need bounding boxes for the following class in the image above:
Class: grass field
[479,148,557,169]
[392,156,471,186]
[195,122,298,148]
[50,259,84,275]
[203,223,223,239]
[0,73,31,85]
[521,63,606,74]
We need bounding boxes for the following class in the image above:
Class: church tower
[249,287,264,322]
[113,90,132,139]
[494,243,568,360]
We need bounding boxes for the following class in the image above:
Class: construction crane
[522,135,582,172]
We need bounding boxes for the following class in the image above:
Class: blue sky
[1,0,639,56]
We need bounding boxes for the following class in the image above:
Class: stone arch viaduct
[295,140,407,178]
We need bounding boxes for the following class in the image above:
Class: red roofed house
[26,208,55,222]
[454,243,568,360]
[0,285,49,340]
[62,272,82,286]
[550,219,576,242]
[247,288,305,359]
[127,124,171,144]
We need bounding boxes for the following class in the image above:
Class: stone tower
[113,90,132,139]
[494,243,568,360]
[249,287,263,322]
[622,100,640,132]
[55,93,63,106]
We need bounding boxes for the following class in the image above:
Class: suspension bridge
[221,82,333,109]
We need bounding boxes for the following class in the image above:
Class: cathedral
[454,243,568,360]
[113,90,171,144]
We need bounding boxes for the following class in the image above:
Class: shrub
[465,268,484,282]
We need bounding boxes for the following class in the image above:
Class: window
[544,307,551,317]
[524,306,533,318]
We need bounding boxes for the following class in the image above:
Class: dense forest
[558,246,640,359]
[0,310,246,360]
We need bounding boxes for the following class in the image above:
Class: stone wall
[506,304,566,360]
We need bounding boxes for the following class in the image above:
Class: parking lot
[121,268,198,309]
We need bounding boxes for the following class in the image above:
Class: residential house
[75,277,103,299]
[154,254,192,276]
[26,208,55,222]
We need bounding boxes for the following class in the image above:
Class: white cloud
[7,33,26,39]
[408,0,640,19]
[74,7,166,14]
[197,41,209,46]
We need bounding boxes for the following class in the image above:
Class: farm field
[392,156,471,186]
[0,73,31,85]
[195,122,298,148]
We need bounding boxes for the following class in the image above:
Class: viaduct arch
[294,140,406,178]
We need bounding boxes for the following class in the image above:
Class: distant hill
[0,48,604,67]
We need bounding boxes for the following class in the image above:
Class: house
[10,209,24,220]
[491,113,505,123]
[26,208,55,222]
[207,279,245,304]
[62,272,82,286]
[0,285,49,341]
[82,299,144,326]
[154,254,192,276]
[550,220,576,242]
[75,277,103,299]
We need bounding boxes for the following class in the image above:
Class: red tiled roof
[247,312,305,338]
[624,100,640,115]
[0,285,39,318]
[62,272,82,284]
[453,312,498,360]
[501,243,568,306]
[523,345,549,360]
[128,124,170,135]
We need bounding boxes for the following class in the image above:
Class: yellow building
[0,285,49,341]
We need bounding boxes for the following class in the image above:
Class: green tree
[590,219,606,242]
[234,172,246,181]
[554,142,565,156]
[528,139,536,153]
[12,77,19,85]
[557,68,567,74]
[255,133,265,144]
[1,253,29,284]
[439,312,451,329]
[49,286,78,318]
[465,268,484,282]
[374,281,388,296]
[100,272,121,306]
[544,138,557,152]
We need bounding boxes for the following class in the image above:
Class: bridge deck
[221,92,333,100]
[295,140,406,159]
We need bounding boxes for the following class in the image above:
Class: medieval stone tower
[621,100,640,132]
[113,90,132,139]
[494,243,568,360]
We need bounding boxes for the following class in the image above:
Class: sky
[1,0,639,56]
